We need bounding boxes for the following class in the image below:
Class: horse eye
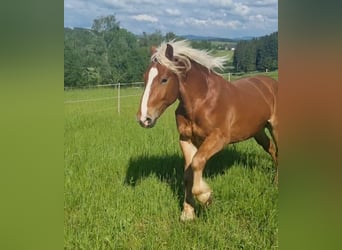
[161,78,168,84]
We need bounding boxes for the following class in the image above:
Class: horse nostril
[145,117,152,125]
[139,116,154,128]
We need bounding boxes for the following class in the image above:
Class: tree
[256,32,278,71]
[91,15,120,32]
[233,32,278,72]
[148,30,164,46]
[233,40,256,72]
[165,32,177,41]
[64,44,82,87]
[64,28,85,87]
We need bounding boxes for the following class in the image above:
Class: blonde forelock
[151,40,227,76]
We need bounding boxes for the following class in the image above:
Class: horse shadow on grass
[124,144,264,209]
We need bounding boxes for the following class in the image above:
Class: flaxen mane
[151,40,227,76]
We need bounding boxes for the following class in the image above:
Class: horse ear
[165,43,174,61]
[150,46,157,55]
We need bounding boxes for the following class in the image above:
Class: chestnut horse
[136,40,278,221]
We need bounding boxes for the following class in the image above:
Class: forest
[64,15,278,87]
[233,32,278,72]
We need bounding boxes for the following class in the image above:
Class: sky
[64,0,278,39]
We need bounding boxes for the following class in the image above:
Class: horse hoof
[196,191,213,207]
[205,192,213,206]
[180,210,195,222]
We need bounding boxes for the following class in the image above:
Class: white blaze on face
[140,67,158,121]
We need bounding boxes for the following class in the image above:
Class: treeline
[64,15,178,87]
[233,32,278,72]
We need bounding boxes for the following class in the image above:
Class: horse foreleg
[191,129,226,206]
[179,137,197,221]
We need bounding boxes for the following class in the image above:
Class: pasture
[64,72,278,249]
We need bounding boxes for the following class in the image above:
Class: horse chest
[188,108,213,136]
[183,121,204,146]
[187,115,208,140]
[177,114,206,144]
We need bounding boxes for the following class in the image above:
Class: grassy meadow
[64,72,278,249]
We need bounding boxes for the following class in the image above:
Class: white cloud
[131,14,158,23]
[208,0,233,7]
[176,0,197,3]
[102,0,126,8]
[249,14,265,23]
[255,0,277,6]
[165,8,181,16]
[186,18,207,26]
[212,19,242,29]
[225,20,242,29]
[65,0,278,38]
[185,17,241,30]
[233,3,250,16]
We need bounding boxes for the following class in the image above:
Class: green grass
[230,70,279,81]
[65,72,278,249]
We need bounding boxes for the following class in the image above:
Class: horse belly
[229,120,266,143]
[226,101,271,143]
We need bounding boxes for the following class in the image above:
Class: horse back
[232,75,277,110]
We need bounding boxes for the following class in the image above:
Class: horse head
[137,43,180,128]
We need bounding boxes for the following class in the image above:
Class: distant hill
[234,36,255,41]
[180,34,254,42]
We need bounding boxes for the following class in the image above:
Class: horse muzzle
[138,115,156,128]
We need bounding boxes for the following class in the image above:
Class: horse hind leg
[266,121,278,159]
[267,100,279,163]
[254,126,278,183]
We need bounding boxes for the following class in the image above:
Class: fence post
[117,82,120,114]
[228,72,231,82]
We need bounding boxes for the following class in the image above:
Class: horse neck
[178,62,210,110]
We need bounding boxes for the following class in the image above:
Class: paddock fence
[64,82,144,114]
[64,71,277,113]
